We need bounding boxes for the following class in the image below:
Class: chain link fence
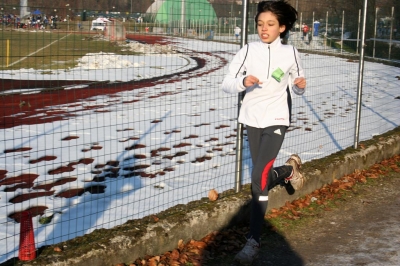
[0,0,399,263]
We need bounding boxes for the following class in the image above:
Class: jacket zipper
[267,45,271,78]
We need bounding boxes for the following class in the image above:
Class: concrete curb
[7,129,400,266]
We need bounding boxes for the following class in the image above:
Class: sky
[0,32,399,262]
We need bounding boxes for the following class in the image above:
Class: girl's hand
[243,75,263,87]
[294,77,306,89]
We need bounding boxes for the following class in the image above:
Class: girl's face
[257,11,285,43]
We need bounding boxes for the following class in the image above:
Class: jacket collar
[261,37,282,48]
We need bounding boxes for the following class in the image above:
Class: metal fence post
[354,0,368,149]
[356,9,361,55]
[388,6,394,60]
[325,11,328,51]
[373,7,378,58]
[234,0,249,193]
[341,10,344,54]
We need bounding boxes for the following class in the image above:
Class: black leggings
[246,125,288,242]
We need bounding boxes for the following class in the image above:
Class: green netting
[152,0,217,24]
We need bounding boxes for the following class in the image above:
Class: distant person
[302,23,309,40]
[221,1,306,265]
[308,30,312,44]
[25,18,30,28]
[234,26,241,41]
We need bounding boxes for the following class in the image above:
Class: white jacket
[221,37,305,128]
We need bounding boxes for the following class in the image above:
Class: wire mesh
[0,0,399,263]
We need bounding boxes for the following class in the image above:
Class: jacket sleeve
[290,47,306,95]
[221,46,248,94]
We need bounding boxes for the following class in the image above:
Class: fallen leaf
[208,189,218,201]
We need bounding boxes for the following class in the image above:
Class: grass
[0,30,139,70]
[325,37,357,53]
[266,192,347,232]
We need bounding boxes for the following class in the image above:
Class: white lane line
[6,33,72,67]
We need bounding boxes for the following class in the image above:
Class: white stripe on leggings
[259,196,269,201]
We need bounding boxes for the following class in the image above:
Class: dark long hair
[255,0,298,39]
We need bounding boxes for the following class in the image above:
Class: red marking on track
[106,160,120,167]
[34,177,77,191]
[117,128,134,132]
[4,183,32,192]
[0,169,8,179]
[79,158,95,164]
[183,134,198,139]
[56,188,85,198]
[123,164,151,171]
[9,191,55,203]
[62,136,79,141]
[0,173,39,186]
[29,155,57,164]
[4,147,32,153]
[48,165,75,175]
[173,143,192,148]
[54,185,108,198]
[192,156,212,163]
[91,145,102,150]
[126,34,172,45]
[215,125,230,129]
[125,144,146,150]
[9,206,48,223]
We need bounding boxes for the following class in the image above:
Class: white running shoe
[285,154,304,190]
[234,238,260,265]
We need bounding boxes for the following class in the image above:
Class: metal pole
[253,3,256,34]
[6,39,10,67]
[312,11,315,43]
[341,10,344,54]
[388,6,394,60]
[373,7,378,58]
[300,12,302,34]
[230,4,233,37]
[325,11,328,50]
[353,0,368,149]
[180,0,185,36]
[356,9,361,55]
[234,0,249,193]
